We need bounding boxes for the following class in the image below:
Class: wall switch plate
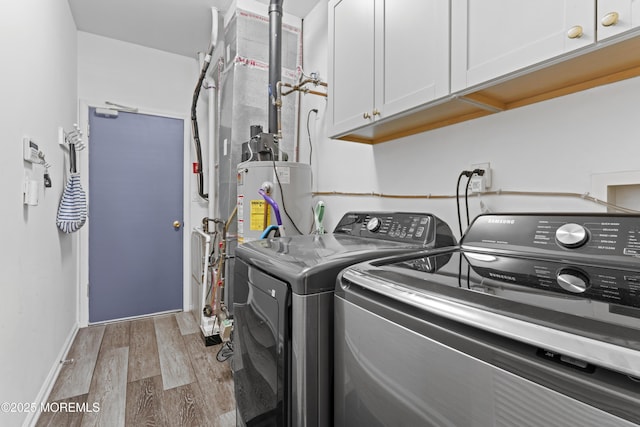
[58,126,65,146]
[23,174,39,206]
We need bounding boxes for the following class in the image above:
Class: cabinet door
[328,0,376,137]
[598,0,640,40]
[378,0,450,118]
[451,0,595,92]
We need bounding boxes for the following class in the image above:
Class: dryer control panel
[334,212,456,248]
[462,213,640,269]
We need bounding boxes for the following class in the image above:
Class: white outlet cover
[471,162,491,189]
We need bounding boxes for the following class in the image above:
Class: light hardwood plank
[183,333,235,420]
[35,394,87,427]
[81,347,128,427]
[100,321,130,351]
[125,376,165,427]
[45,315,236,427]
[128,318,161,383]
[215,410,236,427]
[160,383,207,427]
[175,311,200,336]
[50,325,106,401]
[154,315,196,390]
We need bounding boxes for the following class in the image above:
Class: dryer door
[234,258,291,427]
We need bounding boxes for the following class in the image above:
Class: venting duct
[268,0,283,134]
[216,3,302,311]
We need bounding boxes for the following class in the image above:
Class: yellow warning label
[250,200,271,231]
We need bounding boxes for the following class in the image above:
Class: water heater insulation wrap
[237,161,312,243]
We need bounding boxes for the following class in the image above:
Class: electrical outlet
[470,176,485,193]
[470,162,492,189]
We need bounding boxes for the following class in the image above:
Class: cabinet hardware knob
[567,25,583,39]
[173,220,182,229]
[363,112,371,119]
[372,109,381,116]
[601,11,619,27]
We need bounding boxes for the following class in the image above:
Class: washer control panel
[462,213,640,268]
[466,253,640,308]
[555,223,589,248]
[334,212,456,248]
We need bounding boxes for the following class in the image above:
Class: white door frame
[77,99,192,326]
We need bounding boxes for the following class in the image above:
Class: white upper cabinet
[328,0,450,138]
[327,0,640,144]
[598,0,640,40]
[377,0,450,118]
[328,0,376,136]
[451,0,596,92]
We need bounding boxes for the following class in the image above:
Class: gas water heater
[237,159,312,243]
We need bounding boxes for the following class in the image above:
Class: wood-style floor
[35,312,235,427]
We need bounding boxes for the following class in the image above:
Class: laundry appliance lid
[341,248,640,378]
[236,233,427,295]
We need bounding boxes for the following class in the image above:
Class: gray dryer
[232,211,456,427]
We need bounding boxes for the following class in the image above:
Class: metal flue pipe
[268,0,283,134]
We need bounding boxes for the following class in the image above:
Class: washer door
[234,258,291,426]
[334,291,640,427]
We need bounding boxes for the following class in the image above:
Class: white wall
[303,0,640,239]
[0,0,78,425]
[78,31,199,116]
[76,32,205,323]
[300,1,383,229]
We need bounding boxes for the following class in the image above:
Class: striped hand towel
[56,173,87,233]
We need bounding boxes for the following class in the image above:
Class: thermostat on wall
[23,137,39,163]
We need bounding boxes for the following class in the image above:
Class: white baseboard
[23,322,79,427]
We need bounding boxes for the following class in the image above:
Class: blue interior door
[88,108,184,323]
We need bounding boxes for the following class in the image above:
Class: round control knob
[555,223,588,248]
[556,268,590,293]
[366,217,382,232]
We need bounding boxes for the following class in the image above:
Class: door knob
[173,220,182,230]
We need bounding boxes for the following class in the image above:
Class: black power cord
[464,169,486,229]
[269,148,303,235]
[307,108,318,165]
[307,108,319,235]
[456,170,472,237]
[464,173,474,227]
[216,341,233,362]
[456,169,486,236]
